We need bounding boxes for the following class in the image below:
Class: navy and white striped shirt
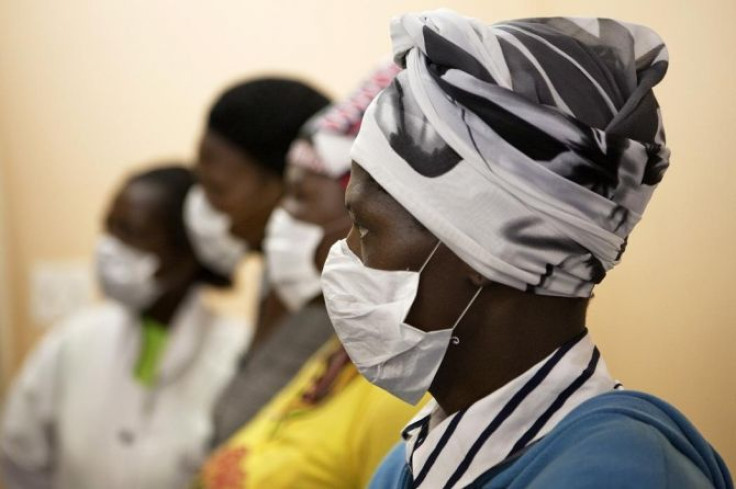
[401,330,619,489]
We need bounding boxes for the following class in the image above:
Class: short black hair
[128,165,232,288]
[207,77,331,176]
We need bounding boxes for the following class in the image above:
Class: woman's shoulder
[486,391,732,489]
[189,288,251,353]
[45,301,129,342]
[550,390,721,456]
[206,313,251,346]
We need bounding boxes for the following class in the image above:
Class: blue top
[369,391,733,489]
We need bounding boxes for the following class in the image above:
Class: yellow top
[195,337,425,489]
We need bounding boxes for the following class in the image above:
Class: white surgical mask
[321,239,482,404]
[264,208,324,312]
[183,185,248,276]
[96,234,162,311]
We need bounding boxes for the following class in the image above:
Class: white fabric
[183,185,248,276]
[263,207,324,312]
[402,332,618,488]
[286,133,356,180]
[95,234,161,311]
[311,131,358,178]
[353,10,670,297]
[286,60,401,179]
[1,290,250,489]
[321,239,478,405]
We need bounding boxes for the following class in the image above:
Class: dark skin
[345,162,589,415]
[250,164,352,347]
[195,130,284,251]
[280,164,352,272]
[104,179,200,326]
[276,161,352,401]
[195,129,288,343]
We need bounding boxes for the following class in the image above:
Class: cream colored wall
[0,146,13,402]
[0,0,733,471]
[533,0,736,470]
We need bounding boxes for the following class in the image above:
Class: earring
[451,336,460,345]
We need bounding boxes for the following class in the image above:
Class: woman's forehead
[346,162,416,223]
[111,180,167,223]
[121,180,165,206]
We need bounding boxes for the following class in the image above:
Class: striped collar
[401,330,618,488]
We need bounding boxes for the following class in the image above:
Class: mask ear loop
[450,285,483,346]
[416,240,483,346]
[418,240,442,273]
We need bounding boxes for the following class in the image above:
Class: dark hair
[128,165,232,288]
[207,77,331,176]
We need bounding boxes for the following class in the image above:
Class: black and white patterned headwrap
[351,10,670,297]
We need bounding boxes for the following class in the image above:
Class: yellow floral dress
[195,337,426,489]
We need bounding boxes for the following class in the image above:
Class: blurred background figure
[185,77,331,349]
[1,166,248,489]
[185,77,335,446]
[193,61,421,489]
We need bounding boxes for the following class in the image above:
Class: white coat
[1,288,249,489]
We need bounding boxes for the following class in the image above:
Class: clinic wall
[0,149,12,402]
[0,0,733,471]
[0,0,535,382]
[531,0,736,470]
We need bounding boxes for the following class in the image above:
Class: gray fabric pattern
[210,303,334,447]
[352,10,670,297]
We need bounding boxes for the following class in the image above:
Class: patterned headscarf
[287,60,400,184]
[352,10,670,297]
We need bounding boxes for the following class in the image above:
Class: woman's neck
[237,183,283,251]
[143,282,194,327]
[430,289,588,415]
[250,290,290,348]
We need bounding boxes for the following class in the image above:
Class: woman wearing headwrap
[320,10,733,489]
[193,62,425,489]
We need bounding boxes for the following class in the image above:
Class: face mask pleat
[321,238,482,404]
[264,207,325,312]
[96,234,162,311]
[183,185,248,276]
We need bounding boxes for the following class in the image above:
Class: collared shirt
[134,316,170,387]
[401,330,618,489]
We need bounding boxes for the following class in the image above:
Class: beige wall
[0,145,13,402]
[535,0,736,470]
[0,0,733,470]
